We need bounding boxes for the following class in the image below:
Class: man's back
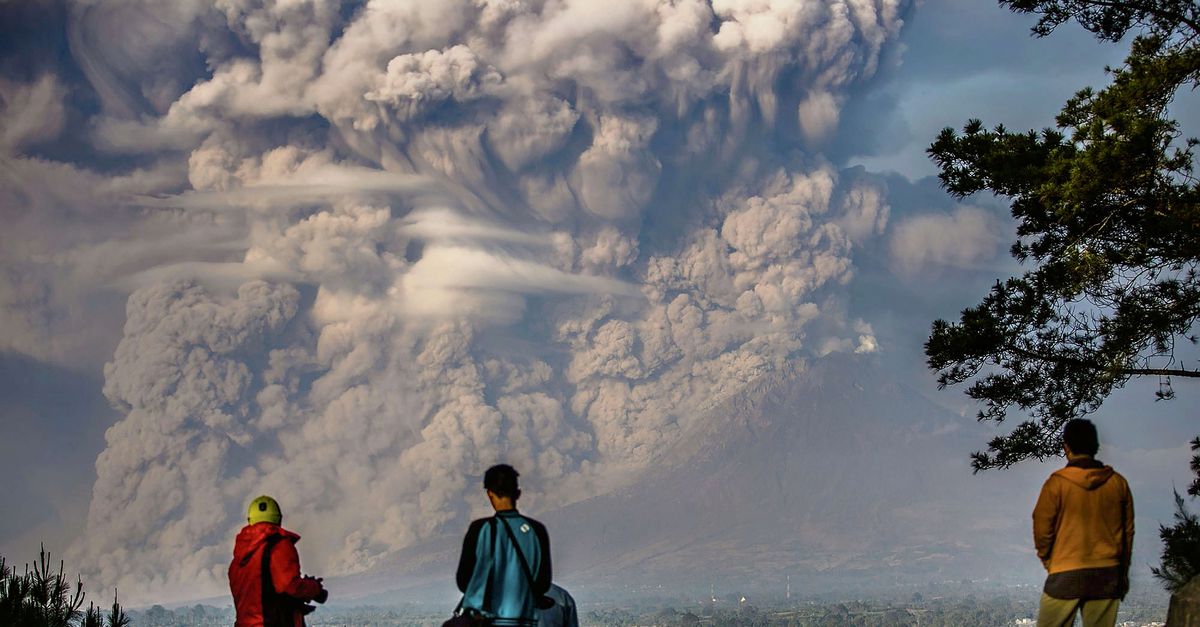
[456,511,551,626]
[229,522,322,627]
[1034,460,1134,575]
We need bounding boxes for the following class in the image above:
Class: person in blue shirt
[456,464,552,627]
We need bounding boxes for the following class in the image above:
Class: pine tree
[925,1,1200,469]
[0,547,129,627]
[925,0,1200,595]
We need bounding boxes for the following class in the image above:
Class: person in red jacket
[229,495,328,627]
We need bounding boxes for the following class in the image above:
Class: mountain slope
[332,356,1040,602]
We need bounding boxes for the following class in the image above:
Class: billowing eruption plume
[54,0,905,602]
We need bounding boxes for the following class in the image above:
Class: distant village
[127,583,1171,627]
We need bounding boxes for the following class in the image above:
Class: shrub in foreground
[0,546,129,627]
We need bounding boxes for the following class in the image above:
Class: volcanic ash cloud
[53,0,907,602]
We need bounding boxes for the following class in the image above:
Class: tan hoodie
[1032,460,1134,575]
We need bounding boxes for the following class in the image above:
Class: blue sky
[0,0,1196,604]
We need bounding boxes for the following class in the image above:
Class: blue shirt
[456,511,551,626]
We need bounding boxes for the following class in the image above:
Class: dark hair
[1063,418,1099,456]
[483,464,521,500]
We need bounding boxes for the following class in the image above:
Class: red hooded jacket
[228,523,324,627]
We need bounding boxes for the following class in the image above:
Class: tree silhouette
[0,546,129,627]
[925,0,1200,470]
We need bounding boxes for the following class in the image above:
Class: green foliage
[1152,489,1200,592]
[1153,435,1200,592]
[1001,0,1200,42]
[925,0,1200,471]
[106,591,130,627]
[0,546,129,627]
[0,547,86,627]
[1189,434,1200,497]
[81,604,105,627]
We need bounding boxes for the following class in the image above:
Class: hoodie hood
[232,522,301,562]
[1053,460,1115,490]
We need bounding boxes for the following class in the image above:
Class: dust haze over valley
[334,356,1044,604]
[0,0,1196,610]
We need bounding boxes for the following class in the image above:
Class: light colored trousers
[1037,593,1119,627]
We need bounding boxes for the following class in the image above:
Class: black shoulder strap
[260,537,287,627]
[260,536,281,590]
[497,515,538,590]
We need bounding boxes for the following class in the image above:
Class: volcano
[330,355,1040,603]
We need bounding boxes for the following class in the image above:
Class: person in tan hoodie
[1033,418,1134,627]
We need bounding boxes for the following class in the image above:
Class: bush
[0,546,128,627]
[1152,437,1200,593]
[1154,490,1200,593]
